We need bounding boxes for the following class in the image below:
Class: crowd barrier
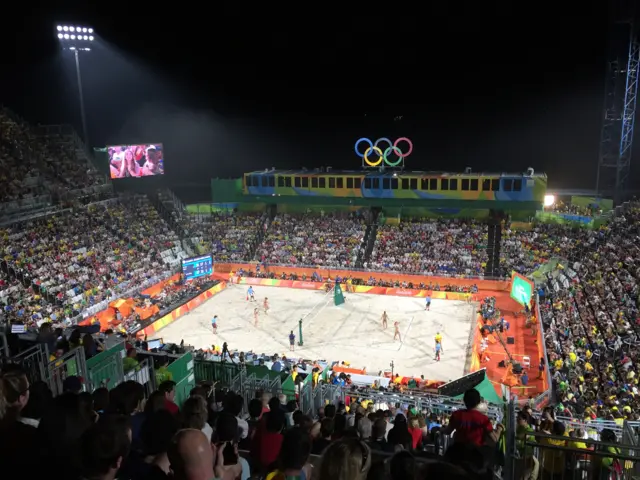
[213,262,511,292]
[532,294,552,409]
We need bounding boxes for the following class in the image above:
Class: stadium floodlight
[55,24,95,146]
[543,194,555,208]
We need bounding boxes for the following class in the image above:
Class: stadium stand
[3,109,640,479]
[254,213,366,267]
[187,212,266,261]
[366,219,488,276]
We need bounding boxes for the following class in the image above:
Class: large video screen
[182,255,213,281]
[108,144,164,179]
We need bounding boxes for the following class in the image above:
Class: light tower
[55,25,95,147]
[596,2,640,204]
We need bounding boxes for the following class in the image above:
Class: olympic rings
[355,137,413,167]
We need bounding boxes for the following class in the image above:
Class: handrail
[531,293,552,409]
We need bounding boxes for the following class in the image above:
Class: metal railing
[1,343,50,385]
[124,357,156,398]
[47,347,87,396]
[518,431,640,480]
[531,293,553,410]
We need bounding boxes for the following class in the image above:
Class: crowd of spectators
[0,360,514,480]
[545,200,597,217]
[255,213,366,267]
[0,109,46,202]
[0,196,179,328]
[193,212,266,262]
[0,108,104,206]
[39,134,104,189]
[536,207,640,421]
[499,223,594,276]
[366,219,487,276]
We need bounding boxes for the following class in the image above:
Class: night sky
[0,5,624,191]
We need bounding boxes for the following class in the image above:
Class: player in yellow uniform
[435,332,443,353]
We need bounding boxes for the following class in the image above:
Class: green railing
[168,352,195,407]
[85,341,126,391]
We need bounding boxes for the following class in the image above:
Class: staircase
[157,189,201,257]
[486,218,503,278]
[355,207,381,268]
[151,191,184,239]
[249,211,270,261]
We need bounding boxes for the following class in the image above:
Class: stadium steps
[485,220,502,277]
[248,215,268,261]
[150,192,185,239]
[356,208,380,268]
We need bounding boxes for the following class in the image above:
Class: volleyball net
[294,284,337,345]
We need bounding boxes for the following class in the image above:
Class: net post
[298,319,303,346]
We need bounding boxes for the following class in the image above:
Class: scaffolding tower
[596,2,640,204]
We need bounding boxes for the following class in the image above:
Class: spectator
[129,409,180,479]
[367,418,392,453]
[211,412,249,480]
[316,437,372,480]
[267,427,312,480]
[312,417,334,454]
[168,429,227,480]
[252,408,285,472]
[181,395,213,440]
[18,380,52,427]
[158,380,179,415]
[387,414,413,451]
[37,392,94,478]
[79,414,132,480]
[442,388,503,446]
[93,387,110,416]
[63,374,84,394]
[389,450,418,480]
[0,366,37,471]
[357,416,372,441]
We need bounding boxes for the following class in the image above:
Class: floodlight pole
[73,49,90,148]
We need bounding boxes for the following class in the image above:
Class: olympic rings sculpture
[354,137,413,167]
